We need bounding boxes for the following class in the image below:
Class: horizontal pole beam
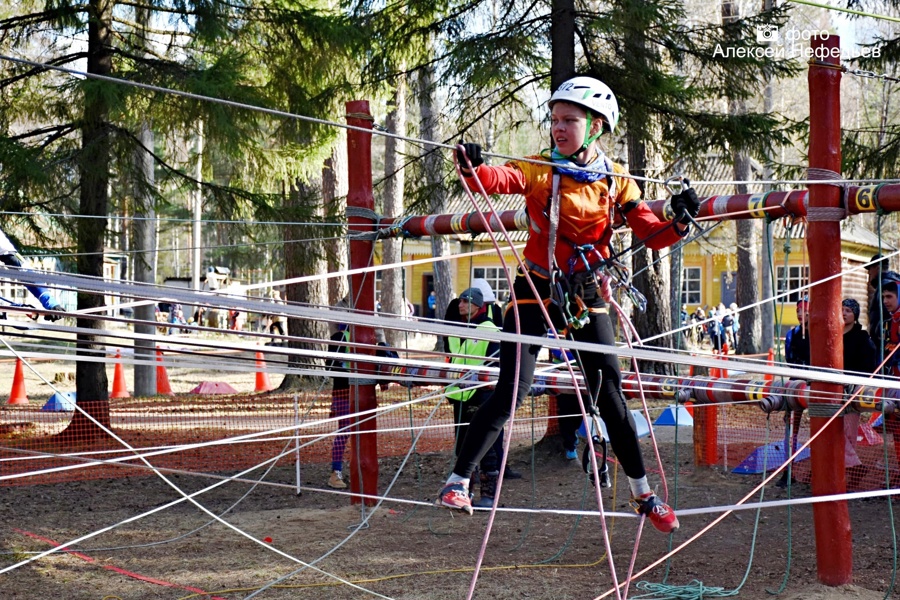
[374,183,900,238]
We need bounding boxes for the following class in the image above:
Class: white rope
[9,54,900,190]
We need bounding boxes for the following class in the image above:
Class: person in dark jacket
[326,323,398,489]
[866,254,899,354]
[842,298,876,484]
[785,297,810,367]
[777,297,810,488]
[842,298,877,374]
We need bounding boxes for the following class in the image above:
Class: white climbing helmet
[549,77,620,134]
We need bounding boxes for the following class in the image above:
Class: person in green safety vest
[443,286,513,508]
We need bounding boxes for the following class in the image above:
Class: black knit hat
[842,298,860,322]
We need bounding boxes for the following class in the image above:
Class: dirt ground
[1,331,898,599]
[1,437,897,600]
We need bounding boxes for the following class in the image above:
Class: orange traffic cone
[111,349,130,399]
[255,351,273,392]
[7,358,28,405]
[764,347,774,382]
[156,349,174,396]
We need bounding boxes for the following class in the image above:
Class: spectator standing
[785,297,810,366]
[866,254,899,353]
[325,322,398,489]
[842,298,877,484]
[721,307,735,349]
[427,290,437,319]
[777,297,810,488]
[878,278,900,483]
[326,323,352,489]
[268,290,285,337]
[728,302,740,348]
[707,308,726,353]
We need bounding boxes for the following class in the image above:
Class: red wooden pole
[346,101,378,506]
[807,35,852,585]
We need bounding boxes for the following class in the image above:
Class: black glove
[671,187,701,225]
[456,141,483,174]
[44,304,63,322]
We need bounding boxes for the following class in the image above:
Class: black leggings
[452,274,646,480]
[450,395,503,473]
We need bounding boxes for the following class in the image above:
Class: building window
[681,267,702,306]
[776,265,810,303]
[472,267,512,302]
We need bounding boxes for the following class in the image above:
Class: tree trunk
[733,149,761,355]
[132,4,156,397]
[277,178,328,391]
[382,78,407,346]
[760,0,776,353]
[418,58,452,348]
[64,0,112,440]
[324,135,348,310]
[670,241,685,353]
[722,0,762,355]
[622,13,671,374]
[550,0,576,91]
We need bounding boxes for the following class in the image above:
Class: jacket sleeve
[464,163,528,195]
[326,331,347,372]
[622,201,686,250]
[785,328,795,364]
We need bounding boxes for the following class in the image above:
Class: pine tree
[0,0,374,432]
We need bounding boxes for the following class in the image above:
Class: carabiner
[664,175,691,196]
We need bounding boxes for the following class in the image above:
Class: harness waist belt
[524,258,552,278]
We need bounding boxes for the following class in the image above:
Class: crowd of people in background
[684,302,740,352]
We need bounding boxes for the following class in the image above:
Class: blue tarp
[653,405,694,426]
[732,441,810,474]
[41,391,76,412]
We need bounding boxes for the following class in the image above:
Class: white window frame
[472,266,513,302]
[776,265,810,304]
[681,267,702,306]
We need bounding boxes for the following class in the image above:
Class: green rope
[639,406,774,599]
[537,468,592,564]
[764,217,799,595]
[631,579,741,598]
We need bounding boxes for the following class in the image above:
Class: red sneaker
[436,482,473,515]
[631,493,679,534]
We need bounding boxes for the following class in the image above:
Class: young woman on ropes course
[436,76,700,533]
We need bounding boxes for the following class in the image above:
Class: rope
[805,206,847,222]
[7,53,900,191]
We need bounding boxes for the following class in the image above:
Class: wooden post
[346,101,379,506]
[807,34,852,585]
